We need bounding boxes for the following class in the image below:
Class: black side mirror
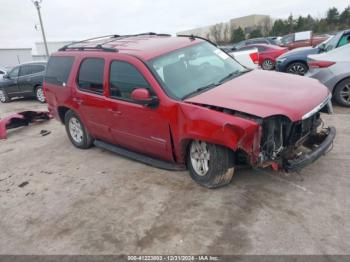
[3,74,9,79]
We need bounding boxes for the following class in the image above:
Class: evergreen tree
[231,27,245,43]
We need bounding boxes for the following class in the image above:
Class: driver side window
[8,67,19,78]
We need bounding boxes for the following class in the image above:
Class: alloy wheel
[287,63,307,75]
[69,117,84,144]
[262,59,274,70]
[0,90,6,103]
[190,140,210,176]
[36,87,45,103]
[340,83,350,105]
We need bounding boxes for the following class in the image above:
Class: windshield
[322,33,341,52]
[148,42,246,100]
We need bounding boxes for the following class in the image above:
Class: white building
[32,41,73,61]
[0,48,33,69]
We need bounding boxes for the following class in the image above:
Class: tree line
[229,6,350,44]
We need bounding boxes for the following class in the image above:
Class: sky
[0,0,349,49]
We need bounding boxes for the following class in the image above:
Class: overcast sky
[0,0,349,48]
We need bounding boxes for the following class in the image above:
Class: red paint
[131,88,152,101]
[308,60,336,68]
[44,35,330,166]
[245,44,288,67]
[0,111,51,139]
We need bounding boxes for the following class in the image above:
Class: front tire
[35,85,46,103]
[0,89,10,103]
[187,140,235,189]
[334,78,350,107]
[286,62,308,75]
[64,110,93,149]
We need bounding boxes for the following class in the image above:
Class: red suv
[44,33,336,188]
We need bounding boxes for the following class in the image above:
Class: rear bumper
[283,127,336,172]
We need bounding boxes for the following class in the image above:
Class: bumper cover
[284,127,336,172]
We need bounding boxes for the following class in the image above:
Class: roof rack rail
[58,32,172,52]
[177,34,218,47]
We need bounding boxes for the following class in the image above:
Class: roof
[57,34,205,61]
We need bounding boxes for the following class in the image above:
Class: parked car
[44,33,335,188]
[228,47,259,69]
[0,68,6,79]
[235,44,288,70]
[306,44,350,107]
[280,31,330,50]
[225,37,280,51]
[0,61,47,103]
[276,29,350,75]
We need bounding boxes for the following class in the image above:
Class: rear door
[73,57,112,142]
[18,64,45,93]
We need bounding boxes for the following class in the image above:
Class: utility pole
[31,0,49,58]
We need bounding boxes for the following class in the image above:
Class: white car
[229,48,259,69]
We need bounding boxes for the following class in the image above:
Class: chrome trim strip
[302,94,332,120]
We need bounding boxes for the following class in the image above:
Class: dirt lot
[0,98,349,255]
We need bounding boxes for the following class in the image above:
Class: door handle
[107,108,122,115]
[72,97,83,105]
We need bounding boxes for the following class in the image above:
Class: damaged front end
[258,100,335,172]
[0,111,51,140]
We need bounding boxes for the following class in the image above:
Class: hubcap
[69,117,83,144]
[340,83,350,104]
[36,87,45,102]
[0,90,5,102]
[262,60,274,70]
[190,140,210,176]
[288,64,306,75]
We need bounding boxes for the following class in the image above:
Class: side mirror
[131,88,159,107]
[3,74,9,79]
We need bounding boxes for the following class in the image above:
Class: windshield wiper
[217,70,248,85]
[182,83,218,100]
[182,70,249,100]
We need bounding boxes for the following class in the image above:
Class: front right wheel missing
[187,140,235,189]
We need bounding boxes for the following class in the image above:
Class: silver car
[306,43,350,107]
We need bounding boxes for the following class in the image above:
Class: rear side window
[45,56,74,86]
[78,58,104,94]
[109,61,150,100]
[30,65,45,74]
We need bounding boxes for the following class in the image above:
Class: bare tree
[209,23,224,43]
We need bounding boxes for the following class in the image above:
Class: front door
[106,59,173,161]
[3,66,20,95]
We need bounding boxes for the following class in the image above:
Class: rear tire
[334,78,350,107]
[35,85,46,103]
[262,59,275,70]
[0,89,10,103]
[187,140,235,189]
[286,62,308,75]
[64,110,93,149]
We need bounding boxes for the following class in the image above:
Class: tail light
[308,60,336,68]
[249,52,259,64]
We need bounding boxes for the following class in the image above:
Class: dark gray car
[0,61,47,103]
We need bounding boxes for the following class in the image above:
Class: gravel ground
[0,98,349,255]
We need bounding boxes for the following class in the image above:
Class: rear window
[77,58,105,94]
[45,56,74,86]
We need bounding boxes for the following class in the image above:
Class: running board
[94,140,186,171]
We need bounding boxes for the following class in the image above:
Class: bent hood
[185,70,329,122]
